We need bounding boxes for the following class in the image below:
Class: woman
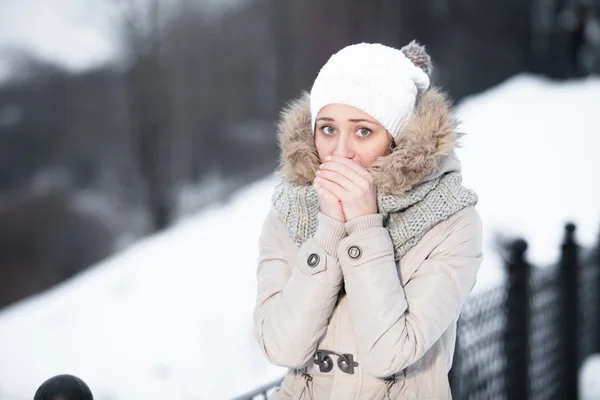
[253,41,482,399]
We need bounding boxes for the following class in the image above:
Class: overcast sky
[0,0,250,79]
[0,0,122,73]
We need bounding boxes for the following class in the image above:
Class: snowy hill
[0,178,284,400]
[456,74,600,289]
[0,74,599,399]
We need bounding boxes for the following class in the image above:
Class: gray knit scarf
[272,171,478,260]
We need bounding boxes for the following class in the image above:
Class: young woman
[253,41,482,399]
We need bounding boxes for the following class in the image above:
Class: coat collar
[274,88,462,196]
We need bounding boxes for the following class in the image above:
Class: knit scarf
[271,171,478,260]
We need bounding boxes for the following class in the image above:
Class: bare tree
[165,0,277,180]
[268,0,309,107]
[114,0,177,232]
[269,0,382,107]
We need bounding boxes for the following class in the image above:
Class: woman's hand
[314,174,346,223]
[315,156,377,221]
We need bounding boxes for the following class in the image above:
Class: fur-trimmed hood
[274,88,463,196]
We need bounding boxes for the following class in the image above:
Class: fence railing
[236,221,600,400]
[29,222,600,400]
[449,222,599,400]
[230,377,284,400]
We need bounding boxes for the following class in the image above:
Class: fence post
[595,222,600,354]
[504,238,530,399]
[559,222,580,399]
[34,375,93,400]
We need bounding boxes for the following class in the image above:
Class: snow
[0,178,284,400]
[0,74,599,399]
[580,354,600,400]
[456,73,600,292]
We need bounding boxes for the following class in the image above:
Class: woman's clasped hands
[313,155,378,222]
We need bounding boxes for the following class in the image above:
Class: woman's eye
[321,126,335,135]
[357,128,372,137]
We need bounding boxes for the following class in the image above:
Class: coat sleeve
[339,207,482,378]
[253,207,346,369]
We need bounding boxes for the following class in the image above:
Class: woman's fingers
[323,155,372,181]
[316,169,355,191]
[314,177,342,200]
[315,176,347,201]
[320,161,361,185]
[314,177,346,221]
[315,181,339,202]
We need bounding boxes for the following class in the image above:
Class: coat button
[339,359,348,370]
[307,253,320,267]
[348,245,362,259]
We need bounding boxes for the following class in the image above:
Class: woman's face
[314,104,393,168]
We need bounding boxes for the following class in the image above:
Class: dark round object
[307,253,320,268]
[315,354,333,373]
[512,239,528,254]
[348,245,362,259]
[34,375,93,400]
[338,358,349,372]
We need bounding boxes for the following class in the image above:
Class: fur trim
[275,88,459,195]
[371,88,458,195]
[274,91,319,185]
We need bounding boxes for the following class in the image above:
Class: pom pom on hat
[310,41,432,141]
[400,40,433,77]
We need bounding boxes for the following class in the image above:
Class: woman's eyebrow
[316,117,334,122]
[348,118,378,124]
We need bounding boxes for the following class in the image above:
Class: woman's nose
[333,136,354,159]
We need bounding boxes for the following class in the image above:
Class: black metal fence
[29,222,600,400]
[237,222,600,400]
[449,222,600,400]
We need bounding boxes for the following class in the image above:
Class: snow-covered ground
[456,73,600,291]
[0,74,599,399]
[581,354,600,400]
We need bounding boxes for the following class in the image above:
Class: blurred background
[0,0,599,399]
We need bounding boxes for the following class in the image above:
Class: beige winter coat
[253,90,483,399]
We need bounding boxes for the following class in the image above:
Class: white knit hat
[310,42,432,141]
